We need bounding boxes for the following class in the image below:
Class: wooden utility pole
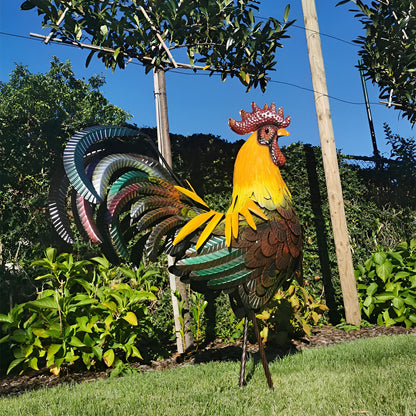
[301,0,361,325]
[153,68,194,352]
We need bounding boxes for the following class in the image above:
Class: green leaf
[11,329,27,343]
[374,252,387,265]
[92,345,103,361]
[28,357,39,371]
[102,301,117,312]
[375,291,395,302]
[404,296,416,308]
[123,311,138,326]
[119,267,136,279]
[28,296,58,310]
[376,261,393,282]
[114,47,121,61]
[104,314,114,329]
[0,313,13,323]
[82,352,92,368]
[392,297,404,310]
[0,334,11,344]
[92,256,110,269]
[20,1,36,10]
[389,251,403,265]
[44,247,56,261]
[7,357,25,375]
[47,344,61,360]
[283,4,290,22]
[85,50,96,68]
[64,351,80,362]
[69,336,85,347]
[363,295,373,308]
[23,344,33,358]
[367,282,378,296]
[130,345,143,360]
[32,328,51,338]
[364,257,374,272]
[382,309,396,326]
[395,271,410,279]
[103,349,115,367]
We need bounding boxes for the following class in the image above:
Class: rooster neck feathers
[229,131,291,214]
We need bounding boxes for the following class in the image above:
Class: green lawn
[1,334,415,416]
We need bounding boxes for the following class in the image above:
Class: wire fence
[341,154,393,170]
[341,152,416,209]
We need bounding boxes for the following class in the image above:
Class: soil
[1,325,415,397]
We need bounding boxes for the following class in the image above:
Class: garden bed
[1,324,415,397]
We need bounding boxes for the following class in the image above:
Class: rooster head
[228,102,290,167]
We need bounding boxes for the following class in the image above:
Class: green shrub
[0,248,157,375]
[257,281,329,345]
[355,239,416,327]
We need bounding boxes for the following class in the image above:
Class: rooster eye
[257,125,277,145]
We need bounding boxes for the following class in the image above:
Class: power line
[292,23,357,46]
[169,69,383,107]
[0,31,34,41]
[255,16,357,47]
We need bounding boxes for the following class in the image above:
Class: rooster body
[50,103,302,389]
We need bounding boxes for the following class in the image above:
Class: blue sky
[0,1,414,158]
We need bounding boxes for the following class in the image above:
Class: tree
[0,57,130,182]
[0,58,131,311]
[339,0,416,123]
[22,0,293,91]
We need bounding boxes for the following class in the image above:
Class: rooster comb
[228,102,291,135]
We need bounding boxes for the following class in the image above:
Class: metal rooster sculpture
[49,102,302,390]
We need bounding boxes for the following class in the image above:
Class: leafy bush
[257,281,329,345]
[0,248,157,375]
[355,239,416,327]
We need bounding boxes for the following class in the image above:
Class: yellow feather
[246,198,268,220]
[195,212,224,250]
[175,185,209,208]
[240,206,256,230]
[232,210,239,239]
[225,213,232,246]
[173,211,215,245]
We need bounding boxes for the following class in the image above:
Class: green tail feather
[107,171,148,204]
[208,269,252,290]
[189,257,245,280]
[175,246,240,271]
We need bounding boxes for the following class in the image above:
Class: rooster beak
[277,128,290,137]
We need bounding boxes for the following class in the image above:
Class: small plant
[0,248,157,375]
[355,239,416,328]
[189,291,208,344]
[173,290,187,349]
[257,281,328,345]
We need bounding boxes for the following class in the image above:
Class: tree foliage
[339,0,416,123]
[20,0,293,91]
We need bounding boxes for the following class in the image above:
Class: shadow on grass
[191,339,299,385]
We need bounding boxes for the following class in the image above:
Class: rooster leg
[251,311,274,390]
[239,316,249,387]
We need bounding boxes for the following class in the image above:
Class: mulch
[1,325,415,397]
